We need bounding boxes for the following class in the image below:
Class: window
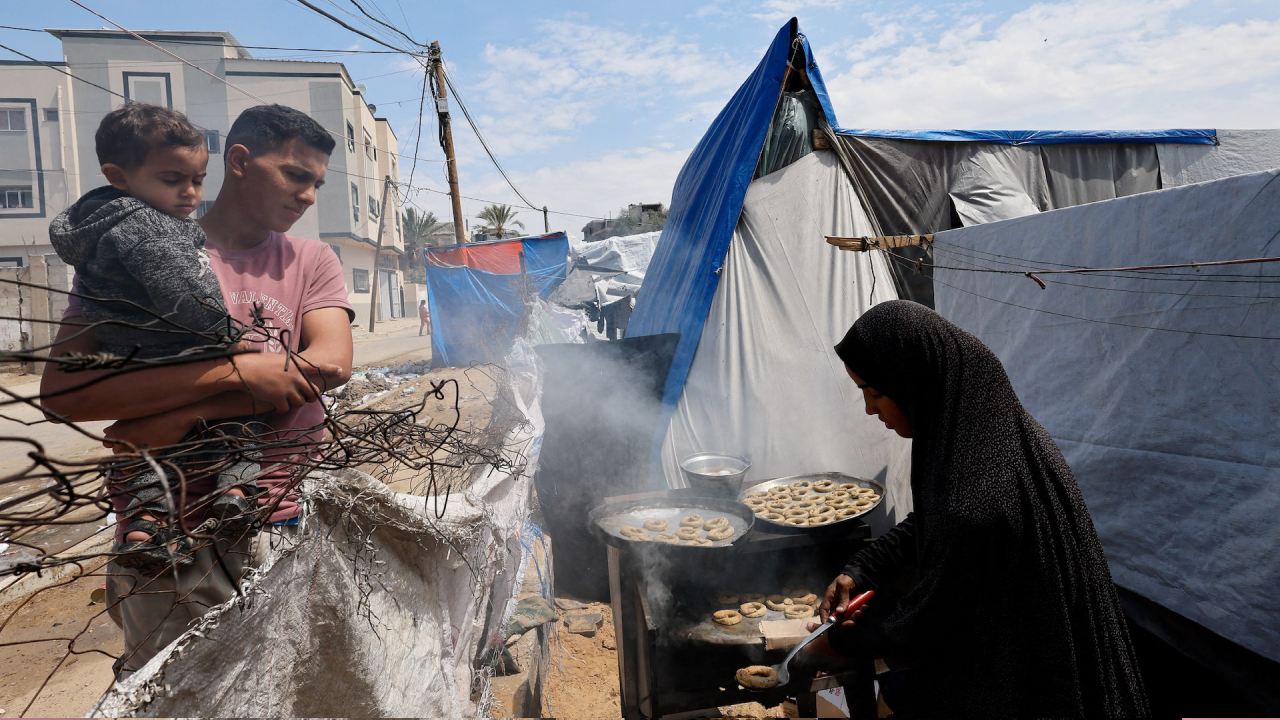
[369,194,379,219]
[43,108,58,122]
[195,200,214,218]
[346,121,355,153]
[0,109,27,132]
[350,182,360,223]
[204,130,221,154]
[363,129,374,160]
[352,268,370,293]
[0,186,35,209]
[328,244,342,261]
[0,257,22,268]
[124,73,171,108]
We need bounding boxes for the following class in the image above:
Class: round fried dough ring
[745,497,768,508]
[784,508,809,518]
[787,589,818,605]
[680,514,704,527]
[839,483,860,492]
[643,519,669,532]
[739,601,767,618]
[676,527,701,540]
[765,501,790,513]
[655,532,681,544]
[736,665,778,689]
[828,490,852,502]
[765,595,791,611]
[853,498,874,509]
[713,609,743,626]
[747,490,768,500]
[835,507,858,519]
[703,516,730,530]
[784,517,808,526]
[717,591,740,605]
[788,480,813,491]
[707,526,735,541]
[813,479,837,492]
[684,538,714,546]
[760,512,785,521]
[620,526,650,541]
[784,604,815,619]
[741,592,766,604]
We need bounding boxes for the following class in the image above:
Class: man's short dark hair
[225,104,336,158]
[95,103,205,169]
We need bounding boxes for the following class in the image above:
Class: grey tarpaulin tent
[628,16,1280,711]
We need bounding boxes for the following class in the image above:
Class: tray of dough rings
[678,585,828,646]
[589,495,755,559]
[737,472,884,536]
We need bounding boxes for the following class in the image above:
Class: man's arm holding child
[39,316,340,424]
[100,306,353,450]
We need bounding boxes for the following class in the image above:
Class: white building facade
[0,29,406,321]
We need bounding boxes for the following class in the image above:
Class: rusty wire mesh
[0,274,528,716]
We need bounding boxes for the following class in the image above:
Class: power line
[0,41,126,101]
[881,252,1280,341]
[6,18,444,168]
[0,23,400,53]
[440,63,538,212]
[286,0,419,55]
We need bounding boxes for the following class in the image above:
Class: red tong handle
[834,590,875,622]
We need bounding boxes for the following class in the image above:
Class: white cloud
[469,19,748,157]
[822,0,1280,128]
[750,0,854,24]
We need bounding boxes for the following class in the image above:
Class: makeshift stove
[603,487,879,719]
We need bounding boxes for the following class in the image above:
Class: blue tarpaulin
[426,232,569,367]
[627,20,826,457]
[834,128,1218,145]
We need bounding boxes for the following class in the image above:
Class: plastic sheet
[933,168,1280,664]
[660,151,912,534]
[427,232,570,367]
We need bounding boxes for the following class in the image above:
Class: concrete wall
[0,30,407,327]
[0,63,78,262]
[0,255,59,372]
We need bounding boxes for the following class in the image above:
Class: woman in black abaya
[812,300,1148,717]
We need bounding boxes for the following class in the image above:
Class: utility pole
[429,41,466,246]
[542,206,549,233]
[368,176,393,333]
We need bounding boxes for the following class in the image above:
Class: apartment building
[0,29,406,322]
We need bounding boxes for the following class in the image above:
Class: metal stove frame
[606,488,879,719]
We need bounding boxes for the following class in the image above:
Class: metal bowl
[679,452,751,497]
[737,472,885,535]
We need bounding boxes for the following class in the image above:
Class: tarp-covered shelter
[628,16,1280,710]
[427,232,570,367]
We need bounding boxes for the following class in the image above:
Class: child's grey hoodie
[49,186,230,358]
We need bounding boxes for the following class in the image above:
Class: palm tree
[402,207,440,282]
[475,204,525,238]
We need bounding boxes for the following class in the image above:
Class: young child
[49,103,262,576]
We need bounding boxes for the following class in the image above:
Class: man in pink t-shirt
[42,105,354,676]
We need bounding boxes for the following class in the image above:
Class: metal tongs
[760,590,875,689]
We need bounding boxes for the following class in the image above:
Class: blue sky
[6,0,1279,235]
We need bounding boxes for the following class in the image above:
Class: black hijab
[833,300,1148,717]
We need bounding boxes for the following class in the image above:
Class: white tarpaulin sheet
[1157,129,1280,188]
[91,344,546,717]
[933,169,1280,663]
[661,151,912,531]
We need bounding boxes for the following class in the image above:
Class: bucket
[679,452,751,497]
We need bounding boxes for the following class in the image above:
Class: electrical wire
[881,252,1280,341]
[0,23,401,53]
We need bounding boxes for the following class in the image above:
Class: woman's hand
[817,574,867,629]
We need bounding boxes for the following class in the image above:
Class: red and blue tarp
[426,232,570,367]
